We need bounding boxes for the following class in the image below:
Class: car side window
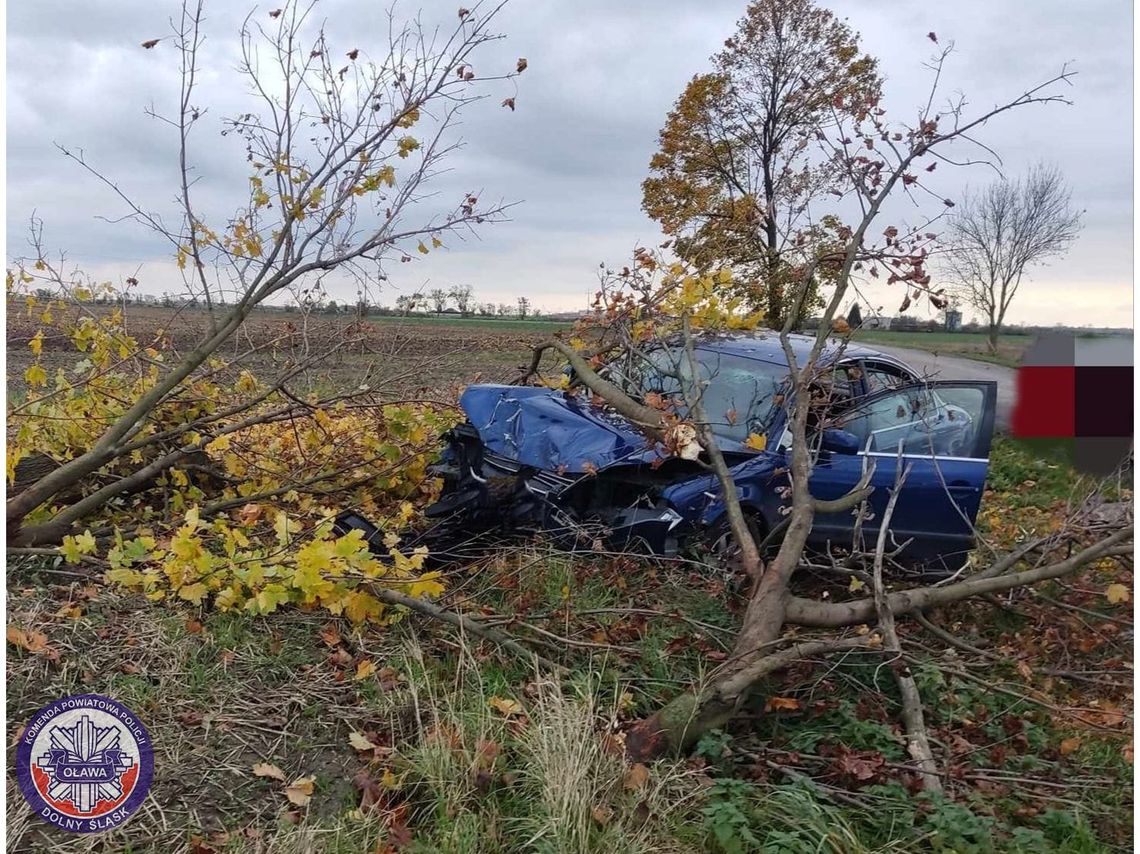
[862,361,911,395]
[838,388,935,453]
[838,385,986,457]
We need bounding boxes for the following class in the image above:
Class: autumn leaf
[458,7,470,18]
[516,57,528,73]
[354,659,377,681]
[1106,583,1130,604]
[623,762,650,790]
[285,775,315,806]
[764,696,801,712]
[501,97,515,111]
[319,624,341,647]
[269,8,282,17]
[238,503,263,525]
[927,31,938,43]
[744,433,768,452]
[141,39,160,49]
[347,48,359,60]
[7,626,55,658]
[252,762,287,782]
[348,731,377,752]
[489,696,523,717]
[1059,736,1082,756]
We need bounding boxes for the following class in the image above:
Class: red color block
[1012,365,1075,438]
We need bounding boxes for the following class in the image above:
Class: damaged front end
[422,385,696,556]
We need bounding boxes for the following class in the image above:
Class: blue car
[421,332,997,573]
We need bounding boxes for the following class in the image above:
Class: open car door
[807,380,998,573]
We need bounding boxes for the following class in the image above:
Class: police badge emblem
[16,694,154,833]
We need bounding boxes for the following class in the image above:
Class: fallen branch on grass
[370,585,565,673]
[870,460,941,793]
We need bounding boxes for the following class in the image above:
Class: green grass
[853,329,1031,368]
[6,420,1131,852]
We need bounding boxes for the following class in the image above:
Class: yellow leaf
[178,582,208,605]
[59,532,95,565]
[275,511,290,546]
[354,659,377,681]
[407,571,446,599]
[417,241,429,255]
[348,731,377,751]
[1106,583,1130,604]
[24,364,47,388]
[284,775,315,806]
[73,530,97,555]
[848,576,865,593]
[29,331,43,356]
[744,433,768,452]
[431,236,443,248]
[207,434,232,453]
[489,696,523,717]
[253,762,287,781]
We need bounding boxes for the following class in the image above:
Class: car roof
[692,331,884,366]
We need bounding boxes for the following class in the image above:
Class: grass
[5,335,1132,852]
[853,329,1032,368]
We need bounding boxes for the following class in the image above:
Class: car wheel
[698,513,766,578]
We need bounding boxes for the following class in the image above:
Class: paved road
[868,343,1017,432]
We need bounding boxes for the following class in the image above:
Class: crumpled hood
[459,384,662,473]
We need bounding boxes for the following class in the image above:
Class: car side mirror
[820,428,860,455]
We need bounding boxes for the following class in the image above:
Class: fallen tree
[7,0,520,551]
[522,34,1130,775]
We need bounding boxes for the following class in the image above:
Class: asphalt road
[868,343,1017,432]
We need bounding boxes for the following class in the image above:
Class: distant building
[863,315,892,330]
[945,309,962,332]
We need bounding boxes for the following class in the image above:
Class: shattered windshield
[613,347,789,444]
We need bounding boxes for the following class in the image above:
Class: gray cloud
[7,0,1132,327]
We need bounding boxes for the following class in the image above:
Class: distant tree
[642,0,881,328]
[516,296,530,319]
[477,302,495,316]
[394,295,416,316]
[449,284,474,316]
[326,300,339,314]
[497,302,511,317]
[944,163,1082,353]
[429,288,448,314]
[845,302,863,329]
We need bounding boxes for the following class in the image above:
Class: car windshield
[611,347,789,444]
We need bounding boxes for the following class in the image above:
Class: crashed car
[419,332,997,573]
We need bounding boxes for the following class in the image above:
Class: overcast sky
[6,0,1134,327]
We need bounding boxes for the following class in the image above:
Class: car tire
[698,512,767,576]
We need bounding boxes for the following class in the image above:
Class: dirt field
[6,303,568,401]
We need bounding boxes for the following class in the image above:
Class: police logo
[16,695,153,834]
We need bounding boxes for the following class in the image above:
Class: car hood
[458,384,664,473]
